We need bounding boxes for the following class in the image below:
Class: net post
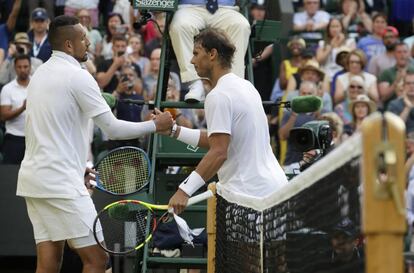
[207,182,217,273]
[362,112,406,273]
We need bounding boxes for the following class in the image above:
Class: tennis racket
[93,190,213,255]
[90,146,151,195]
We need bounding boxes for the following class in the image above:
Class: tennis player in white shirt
[16,15,172,273]
[166,28,288,214]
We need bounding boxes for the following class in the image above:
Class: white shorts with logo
[25,195,104,249]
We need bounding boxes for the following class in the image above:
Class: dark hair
[106,13,125,43]
[48,15,79,50]
[14,54,31,65]
[372,12,387,23]
[394,41,409,50]
[347,49,367,69]
[405,71,414,84]
[112,34,128,44]
[326,18,345,41]
[194,28,235,69]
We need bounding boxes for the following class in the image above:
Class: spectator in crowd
[286,60,333,112]
[101,12,126,61]
[279,81,323,168]
[340,0,372,36]
[330,46,351,98]
[343,94,376,137]
[334,49,378,104]
[357,13,387,65]
[387,72,414,133]
[320,112,344,146]
[249,3,274,101]
[317,219,364,273]
[287,59,330,94]
[0,0,21,55]
[255,36,306,91]
[28,0,54,19]
[277,49,315,165]
[143,47,161,101]
[109,65,145,149]
[112,0,135,27]
[96,34,141,93]
[142,47,181,101]
[127,34,150,77]
[28,8,52,63]
[76,8,102,59]
[169,0,250,102]
[335,75,366,125]
[293,0,330,39]
[279,37,306,90]
[379,42,414,110]
[316,18,356,79]
[0,54,30,164]
[64,0,100,28]
[367,26,399,78]
[0,33,43,86]
[250,2,266,24]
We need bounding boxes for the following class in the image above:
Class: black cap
[332,218,358,238]
[32,8,48,20]
[251,3,266,9]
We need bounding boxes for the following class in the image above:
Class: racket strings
[97,202,155,254]
[97,148,150,194]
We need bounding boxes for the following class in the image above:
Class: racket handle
[187,189,214,206]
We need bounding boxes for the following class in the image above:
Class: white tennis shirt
[0,79,28,137]
[17,51,110,198]
[205,73,287,198]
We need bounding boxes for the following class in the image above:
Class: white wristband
[170,123,178,137]
[177,126,200,147]
[179,171,205,196]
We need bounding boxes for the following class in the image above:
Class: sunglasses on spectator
[405,81,414,86]
[349,60,361,64]
[350,85,363,89]
[306,1,319,4]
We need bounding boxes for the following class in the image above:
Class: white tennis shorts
[25,195,104,249]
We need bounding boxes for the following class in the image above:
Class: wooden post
[207,182,217,273]
[362,112,406,273]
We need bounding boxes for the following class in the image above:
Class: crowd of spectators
[0,0,412,169]
[0,0,414,270]
[0,2,413,168]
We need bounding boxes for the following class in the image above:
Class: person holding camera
[0,33,43,86]
[279,81,324,169]
[96,34,141,93]
[108,66,146,149]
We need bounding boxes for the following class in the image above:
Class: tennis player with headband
[165,28,288,214]
[16,15,172,273]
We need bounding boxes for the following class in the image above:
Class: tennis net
[215,133,364,273]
